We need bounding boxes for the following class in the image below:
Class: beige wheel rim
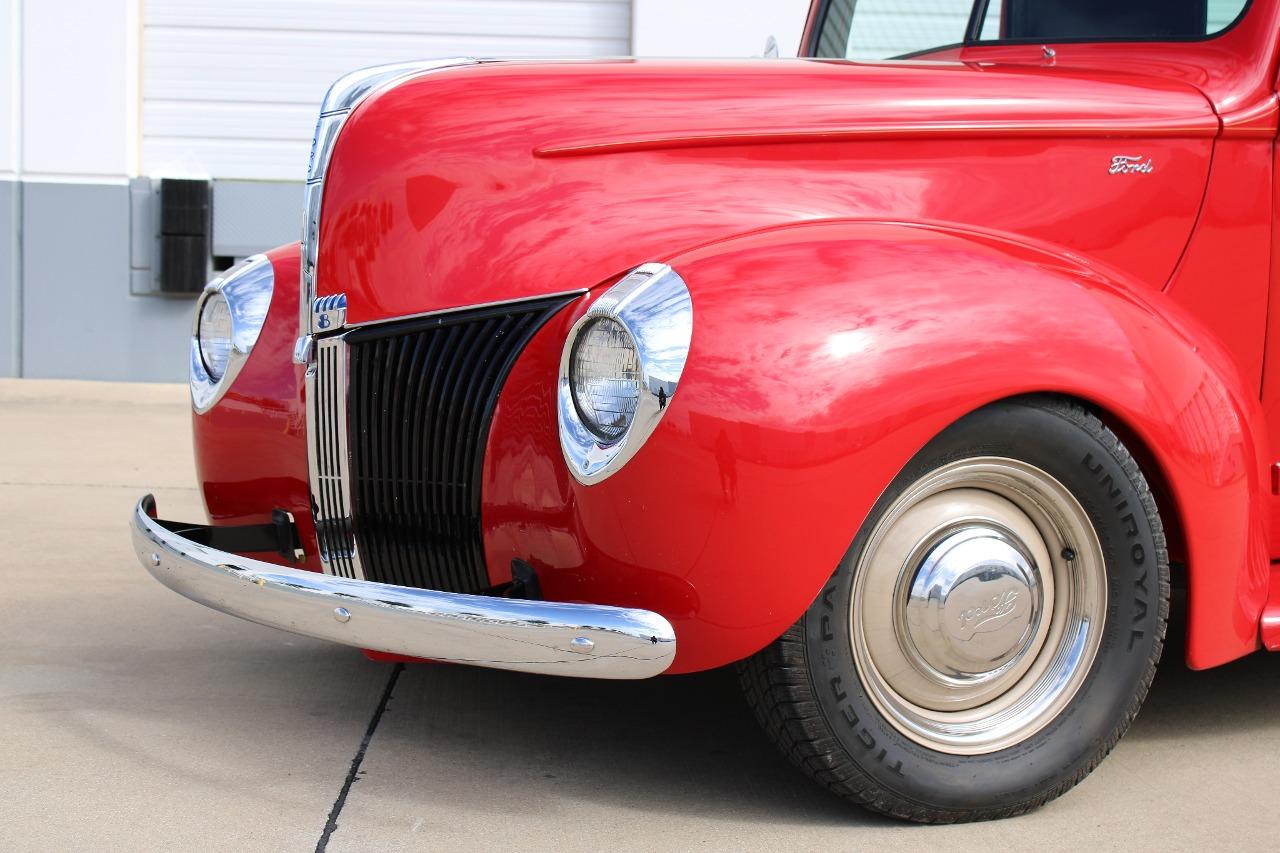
[850,457,1107,755]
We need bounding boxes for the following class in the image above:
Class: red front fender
[484,220,1270,672]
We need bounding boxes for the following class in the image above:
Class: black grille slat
[407,330,442,529]
[394,334,429,586]
[419,323,459,590]
[336,295,573,593]
[358,337,389,582]
[442,318,501,591]
[385,333,414,588]
[431,321,478,592]
[460,316,535,490]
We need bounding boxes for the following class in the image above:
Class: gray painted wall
[2,178,302,382]
[213,181,305,258]
[23,182,192,381]
[1,180,16,378]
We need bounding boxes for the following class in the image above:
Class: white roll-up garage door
[142,0,632,181]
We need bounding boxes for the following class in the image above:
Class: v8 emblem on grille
[312,293,348,333]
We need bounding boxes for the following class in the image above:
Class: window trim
[804,0,1255,60]
[964,0,994,43]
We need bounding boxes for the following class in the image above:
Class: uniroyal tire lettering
[1129,567,1150,650]
[1083,451,1151,652]
[1120,512,1139,538]
[1083,452,1105,477]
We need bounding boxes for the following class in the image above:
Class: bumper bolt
[149,553,161,567]
[334,607,352,623]
[570,637,595,653]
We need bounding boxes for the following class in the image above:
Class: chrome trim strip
[300,60,475,579]
[301,58,475,342]
[132,497,677,679]
[191,255,273,415]
[343,288,588,331]
[292,334,314,366]
[558,264,693,485]
[306,336,364,579]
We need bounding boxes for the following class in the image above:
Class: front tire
[739,397,1168,822]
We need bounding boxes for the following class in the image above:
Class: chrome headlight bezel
[558,263,693,485]
[190,254,274,414]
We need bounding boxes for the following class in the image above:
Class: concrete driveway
[2,378,1278,852]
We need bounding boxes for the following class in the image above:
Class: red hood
[317,58,1216,323]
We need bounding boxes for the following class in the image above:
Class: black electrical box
[158,178,211,294]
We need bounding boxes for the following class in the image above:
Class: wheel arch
[623,218,1270,671]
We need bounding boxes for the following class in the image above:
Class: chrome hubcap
[851,458,1105,755]
[903,527,1043,681]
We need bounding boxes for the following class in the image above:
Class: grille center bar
[307,336,362,578]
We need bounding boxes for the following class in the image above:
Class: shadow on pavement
[340,593,1279,828]
[365,662,890,828]
[1127,598,1280,742]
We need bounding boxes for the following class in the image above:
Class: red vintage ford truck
[133,0,1280,823]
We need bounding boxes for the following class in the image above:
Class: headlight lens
[571,317,642,441]
[198,292,233,381]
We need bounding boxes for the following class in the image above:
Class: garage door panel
[142,0,631,180]
[144,32,627,104]
[145,101,317,142]
[144,137,311,182]
[146,0,630,40]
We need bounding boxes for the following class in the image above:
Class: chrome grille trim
[303,292,579,587]
[299,58,474,343]
[306,336,363,579]
[344,289,586,331]
[343,294,576,592]
[300,59,476,579]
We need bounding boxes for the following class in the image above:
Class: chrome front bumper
[132,497,677,679]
